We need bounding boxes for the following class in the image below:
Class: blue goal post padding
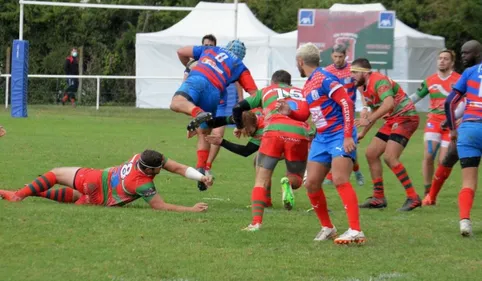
[10,40,29,118]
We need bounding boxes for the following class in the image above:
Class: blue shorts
[309,129,357,164]
[176,75,221,115]
[216,84,239,117]
[457,122,482,159]
[216,91,228,117]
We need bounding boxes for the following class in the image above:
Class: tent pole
[234,0,238,39]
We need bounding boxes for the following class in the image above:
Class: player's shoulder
[317,68,338,81]
[291,85,303,92]
[371,72,391,83]
[451,71,462,79]
[324,64,335,72]
[462,64,482,77]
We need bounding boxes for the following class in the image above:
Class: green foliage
[0,0,480,104]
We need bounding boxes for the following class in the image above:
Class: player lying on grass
[0,150,212,212]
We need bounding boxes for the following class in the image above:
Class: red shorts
[73,168,104,205]
[259,134,309,162]
[378,115,420,140]
[424,118,451,148]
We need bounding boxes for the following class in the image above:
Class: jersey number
[215,53,229,63]
[310,107,327,128]
[266,88,304,101]
[120,163,133,180]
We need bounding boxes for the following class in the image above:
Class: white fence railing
[0,74,423,110]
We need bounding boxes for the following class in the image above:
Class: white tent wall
[135,2,277,108]
[135,2,445,111]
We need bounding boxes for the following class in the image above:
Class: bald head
[461,40,482,67]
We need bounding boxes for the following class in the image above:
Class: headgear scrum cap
[226,39,246,60]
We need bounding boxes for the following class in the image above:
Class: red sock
[459,187,475,220]
[326,172,333,181]
[196,150,209,169]
[205,162,212,171]
[36,187,75,203]
[373,178,385,198]
[336,182,361,231]
[191,106,204,118]
[251,186,267,225]
[391,163,418,198]
[307,189,333,228]
[429,165,452,200]
[16,172,57,198]
[352,163,360,172]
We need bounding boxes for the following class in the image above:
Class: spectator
[62,48,79,107]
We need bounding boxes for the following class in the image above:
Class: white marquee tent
[270,3,446,112]
[135,1,277,108]
[136,2,445,111]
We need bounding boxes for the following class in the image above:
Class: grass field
[1,105,481,281]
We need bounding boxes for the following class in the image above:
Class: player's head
[331,44,347,68]
[226,39,246,60]
[437,49,455,72]
[241,111,258,137]
[461,40,482,67]
[202,34,217,46]
[350,58,372,87]
[271,70,291,86]
[71,48,78,57]
[296,43,320,78]
[139,149,165,176]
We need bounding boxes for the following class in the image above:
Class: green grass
[1,105,481,281]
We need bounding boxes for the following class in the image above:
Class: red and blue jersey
[190,46,257,93]
[324,63,356,103]
[303,68,348,136]
[453,64,482,122]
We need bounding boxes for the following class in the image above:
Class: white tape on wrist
[185,167,204,181]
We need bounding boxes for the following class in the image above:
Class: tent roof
[136,1,277,44]
[329,3,386,12]
[269,30,297,47]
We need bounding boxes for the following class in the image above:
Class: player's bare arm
[163,159,213,187]
[148,193,208,212]
[359,87,371,119]
[357,95,394,128]
[235,82,244,101]
[177,46,194,66]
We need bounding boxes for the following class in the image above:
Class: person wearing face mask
[62,48,79,107]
